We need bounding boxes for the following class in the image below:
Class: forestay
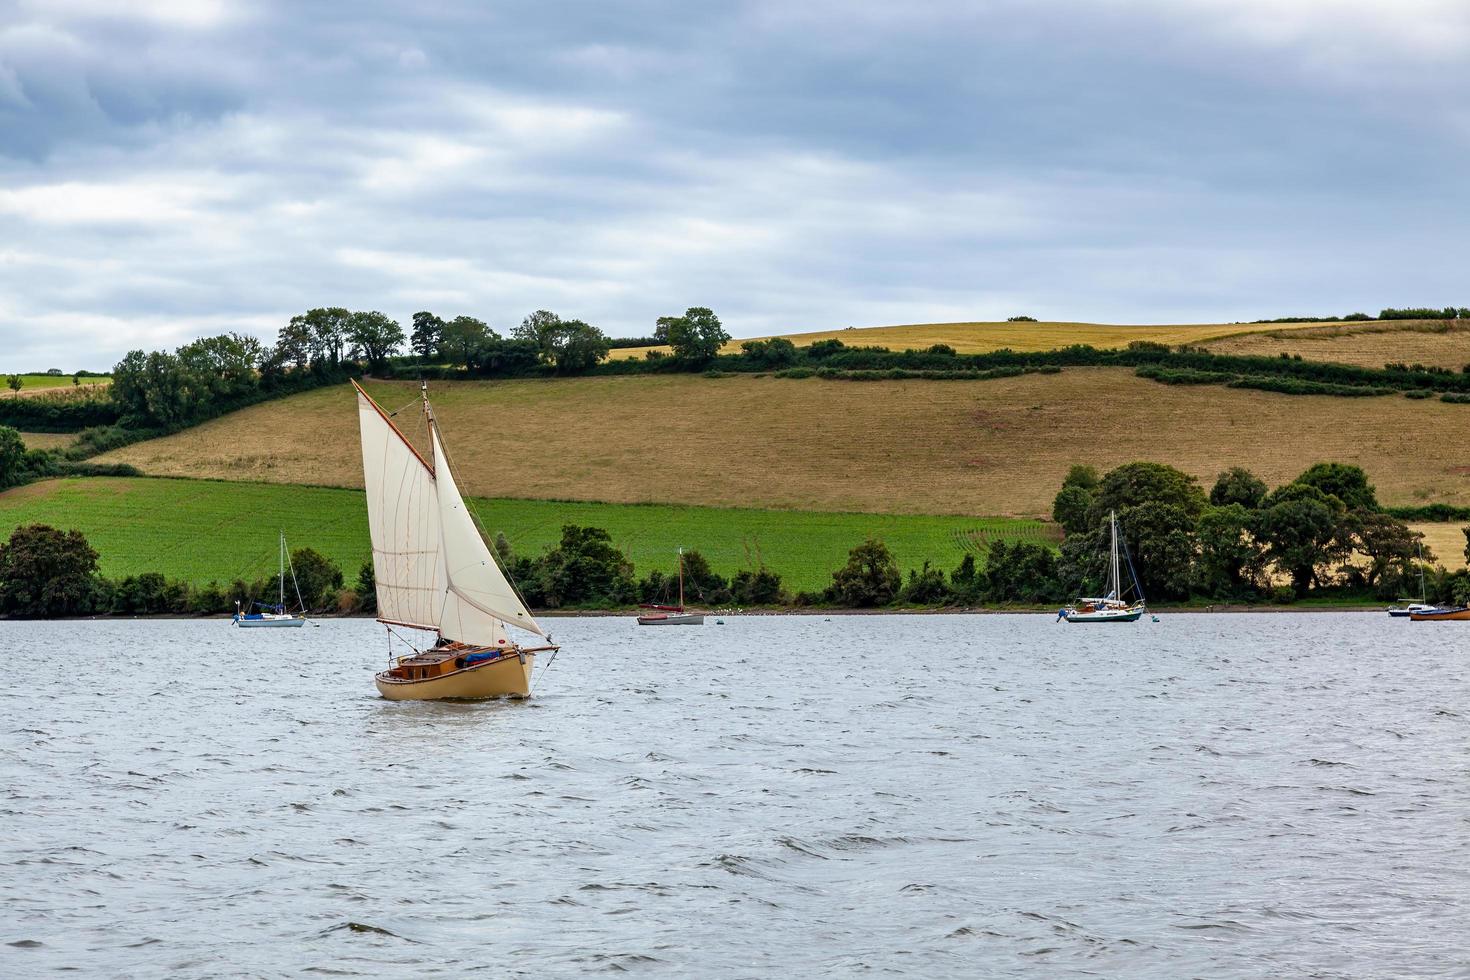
[430,423,545,638]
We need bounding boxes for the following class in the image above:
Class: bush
[730,568,786,605]
[826,538,901,607]
[0,524,104,617]
[899,561,953,605]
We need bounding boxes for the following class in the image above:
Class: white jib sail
[430,422,545,639]
[357,387,445,632]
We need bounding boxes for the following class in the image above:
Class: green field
[0,477,1057,593]
[3,373,109,391]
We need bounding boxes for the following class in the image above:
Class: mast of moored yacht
[1109,510,1121,601]
[678,547,685,611]
[278,531,285,608]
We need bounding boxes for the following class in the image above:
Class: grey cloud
[0,0,1466,368]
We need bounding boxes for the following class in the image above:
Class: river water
[1,614,1465,977]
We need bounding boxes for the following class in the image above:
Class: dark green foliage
[1294,462,1378,511]
[1210,467,1268,509]
[1051,484,1093,535]
[982,540,1059,603]
[0,390,118,431]
[740,337,799,367]
[1440,392,1470,404]
[1135,366,1231,385]
[356,560,377,614]
[410,311,445,359]
[0,426,27,488]
[899,561,953,605]
[1255,484,1346,596]
[111,572,191,615]
[1195,504,1263,597]
[0,524,102,617]
[289,547,344,610]
[1225,377,1393,398]
[346,311,406,372]
[1386,503,1470,522]
[1404,389,1435,399]
[949,553,980,601]
[532,525,636,608]
[1085,463,1205,600]
[663,307,731,364]
[1007,315,1037,322]
[730,567,786,605]
[1342,511,1423,593]
[1379,307,1468,320]
[826,538,901,607]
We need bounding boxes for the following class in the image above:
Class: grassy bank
[0,477,1056,592]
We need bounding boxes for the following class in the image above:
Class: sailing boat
[637,547,705,626]
[232,531,307,627]
[1387,539,1435,617]
[1060,510,1147,623]
[355,380,556,700]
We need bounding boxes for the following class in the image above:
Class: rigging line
[531,645,560,693]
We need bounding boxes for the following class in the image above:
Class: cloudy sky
[1,0,1467,369]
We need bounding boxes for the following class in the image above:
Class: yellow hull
[375,651,535,700]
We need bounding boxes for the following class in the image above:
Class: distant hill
[608,318,1353,360]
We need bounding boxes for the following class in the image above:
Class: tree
[982,540,1059,603]
[900,561,953,604]
[827,538,901,607]
[295,307,352,366]
[0,524,102,617]
[1085,463,1206,600]
[1255,483,1347,596]
[346,311,406,372]
[663,307,731,364]
[514,310,562,349]
[1294,462,1378,511]
[6,375,20,397]
[1210,467,1268,509]
[730,568,786,605]
[545,320,610,373]
[1196,503,1264,597]
[534,525,635,607]
[653,316,680,344]
[289,547,344,610]
[1052,484,1093,535]
[1345,511,1422,592]
[740,338,798,367]
[410,311,445,360]
[440,316,494,370]
[355,559,377,614]
[0,426,26,488]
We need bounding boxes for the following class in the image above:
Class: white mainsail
[355,382,544,645]
[357,388,444,631]
[430,422,544,638]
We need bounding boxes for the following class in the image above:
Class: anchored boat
[1408,606,1470,621]
[1387,540,1433,617]
[1060,509,1148,623]
[232,531,308,627]
[637,547,705,625]
[355,380,557,700]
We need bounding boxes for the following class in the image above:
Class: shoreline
[21,603,1394,622]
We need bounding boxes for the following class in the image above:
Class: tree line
[5,456,1465,618]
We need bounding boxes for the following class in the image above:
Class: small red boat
[636,549,705,626]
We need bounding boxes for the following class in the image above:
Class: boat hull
[234,616,306,628]
[637,614,705,625]
[375,650,535,700]
[1408,607,1470,621]
[1063,608,1145,623]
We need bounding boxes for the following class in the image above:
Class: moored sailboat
[232,531,307,627]
[1387,540,1433,617]
[1060,510,1147,623]
[355,380,557,699]
[637,547,705,625]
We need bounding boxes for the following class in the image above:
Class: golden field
[608,319,1343,360]
[1204,321,1470,371]
[100,370,1470,518]
[15,431,76,450]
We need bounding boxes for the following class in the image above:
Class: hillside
[608,318,1347,360]
[99,370,1470,517]
[0,477,1053,592]
[1204,321,1470,371]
